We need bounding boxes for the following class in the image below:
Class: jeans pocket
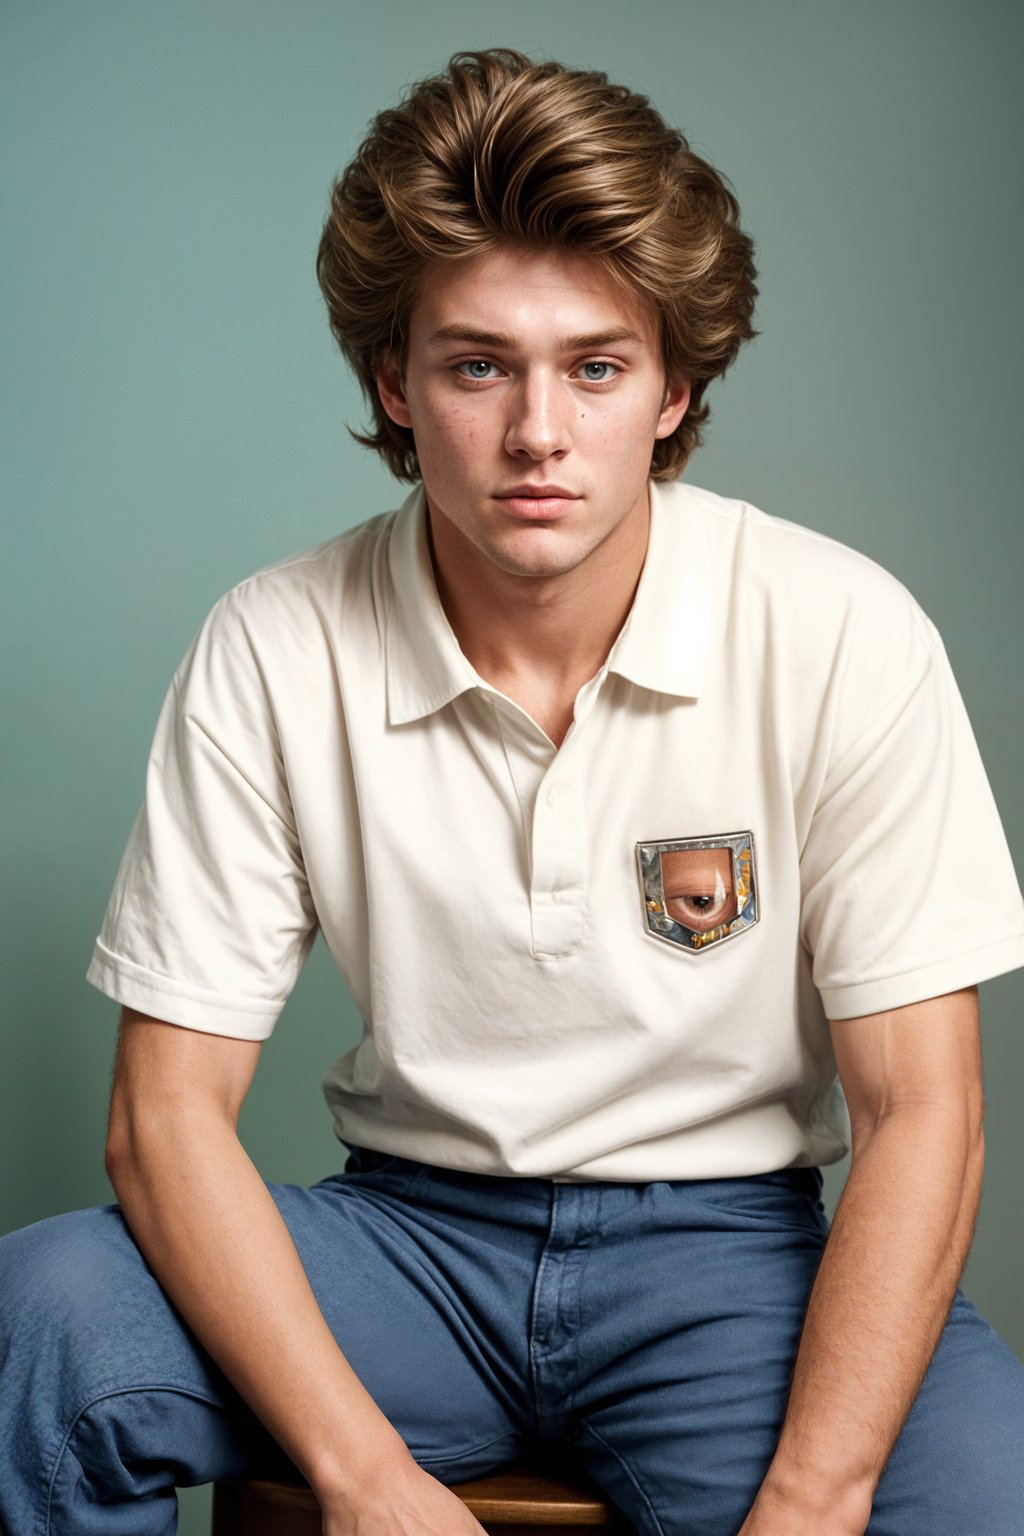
[688,1168,830,1235]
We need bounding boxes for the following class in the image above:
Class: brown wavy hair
[316,48,758,482]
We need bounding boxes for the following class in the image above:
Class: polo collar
[385,479,711,726]
[603,477,712,700]
[386,487,481,725]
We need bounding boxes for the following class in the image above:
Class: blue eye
[580,361,617,382]
[457,360,498,379]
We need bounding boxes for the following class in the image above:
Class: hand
[320,1450,489,1536]
[736,1476,872,1536]
[736,1510,865,1536]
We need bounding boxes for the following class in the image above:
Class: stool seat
[212,1456,629,1533]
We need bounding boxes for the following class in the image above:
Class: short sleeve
[799,624,1024,1020]
[85,586,318,1038]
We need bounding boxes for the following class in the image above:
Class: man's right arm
[105,1008,487,1532]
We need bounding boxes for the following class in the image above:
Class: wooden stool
[211,1457,630,1534]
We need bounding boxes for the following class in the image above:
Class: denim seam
[414,1428,522,1470]
[569,1242,594,1415]
[43,1382,250,1536]
[528,1228,553,1421]
[575,1417,666,1536]
[43,1385,520,1531]
[330,1167,523,1460]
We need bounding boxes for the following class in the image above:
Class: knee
[0,1204,146,1362]
[899,1436,1024,1534]
[938,1357,1024,1529]
[873,1305,1024,1533]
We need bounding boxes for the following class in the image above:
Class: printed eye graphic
[638,833,757,952]
[660,848,738,934]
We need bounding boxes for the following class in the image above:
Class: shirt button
[552,889,563,903]
[546,789,557,807]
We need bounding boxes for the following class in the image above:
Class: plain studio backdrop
[2,3,1022,1529]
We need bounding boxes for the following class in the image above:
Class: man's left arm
[738,984,985,1536]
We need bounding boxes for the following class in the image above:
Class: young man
[2,48,1023,1536]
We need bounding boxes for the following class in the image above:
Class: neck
[426,488,651,706]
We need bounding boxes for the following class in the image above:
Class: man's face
[376,244,690,585]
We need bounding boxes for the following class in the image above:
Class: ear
[376,352,413,430]
[654,377,691,440]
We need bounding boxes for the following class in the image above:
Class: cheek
[413,406,487,487]
[426,393,487,441]
[442,410,483,458]
[413,401,470,451]
[585,398,662,465]
[598,389,664,437]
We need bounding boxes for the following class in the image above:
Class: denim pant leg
[554,1171,1024,1536]
[865,1286,1024,1532]
[0,1149,534,1536]
[0,1201,297,1536]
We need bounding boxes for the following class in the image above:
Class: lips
[493,485,581,520]
[498,485,579,499]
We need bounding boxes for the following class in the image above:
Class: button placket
[530,742,587,958]
[487,674,605,961]
[489,696,558,939]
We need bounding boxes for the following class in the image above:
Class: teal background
[2,2,1022,1529]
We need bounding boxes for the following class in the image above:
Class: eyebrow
[426,325,646,352]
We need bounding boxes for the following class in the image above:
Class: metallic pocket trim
[636,829,759,953]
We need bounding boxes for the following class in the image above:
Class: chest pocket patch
[637,831,759,952]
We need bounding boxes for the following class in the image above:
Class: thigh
[0,1199,296,1531]
[277,1150,541,1478]
[866,1287,1024,1534]
[566,1177,1024,1536]
[565,1171,833,1536]
[0,1151,534,1531]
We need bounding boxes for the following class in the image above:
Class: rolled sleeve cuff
[85,939,281,1041]
[819,929,1024,1020]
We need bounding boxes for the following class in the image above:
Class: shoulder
[664,479,941,685]
[183,508,398,659]
[667,479,932,620]
[220,508,395,623]
[165,507,403,712]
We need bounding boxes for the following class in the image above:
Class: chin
[490,544,594,581]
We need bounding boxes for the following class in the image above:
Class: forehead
[409,244,659,349]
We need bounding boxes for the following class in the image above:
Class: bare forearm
[759,1108,983,1522]
[107,1113,410,1502]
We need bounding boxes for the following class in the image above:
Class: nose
[504,371,571,461]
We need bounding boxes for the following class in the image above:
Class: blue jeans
[1,1147,1022,1534]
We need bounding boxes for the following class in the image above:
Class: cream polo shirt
[86,480,1024,1182]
